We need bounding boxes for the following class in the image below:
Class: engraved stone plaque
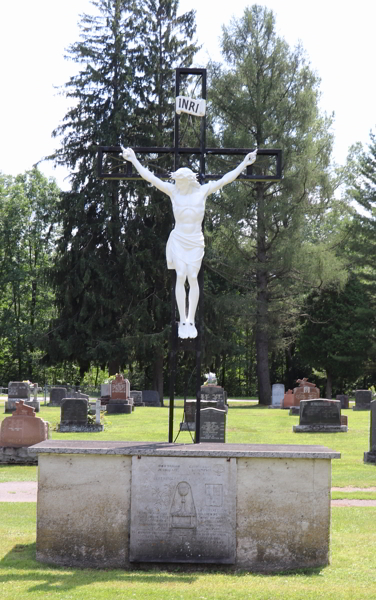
[130,456,236,564]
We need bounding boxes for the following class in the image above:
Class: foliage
[297,274,375,396]
[0,169,60,384]
[206,4,347,403]
[47,0,200,396]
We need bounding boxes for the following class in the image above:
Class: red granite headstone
[0,401,49,448]
[110,374,130,400]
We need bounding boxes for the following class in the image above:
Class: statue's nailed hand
[244,149,258,166]
[121,146,136,162]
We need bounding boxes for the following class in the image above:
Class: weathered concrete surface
[236,457,331,571]
[32,442,339,572]
[130,456,236,563]
[36,453,132,568]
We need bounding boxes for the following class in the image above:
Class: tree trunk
[325,371,332,399]
[255,183,271,405]
[153,348,164,406]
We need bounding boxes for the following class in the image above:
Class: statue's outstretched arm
[204,149,257,195]
[121,147,174,196]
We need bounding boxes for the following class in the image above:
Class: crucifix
[98,68,282,444]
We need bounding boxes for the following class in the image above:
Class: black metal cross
[97,68,282,444]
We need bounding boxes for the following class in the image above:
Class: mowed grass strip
[1,402,375,487]
[0,504,376,600]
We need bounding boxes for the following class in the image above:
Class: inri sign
[176,96,206,117]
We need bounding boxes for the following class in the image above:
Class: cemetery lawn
[0,504,375,600]
[0,402,375,487]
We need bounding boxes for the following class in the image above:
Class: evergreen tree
[0,169,60,383]
[345,131,376,280]
[207,5,343,403]
[48,0,199,393]
[297,274,374,397]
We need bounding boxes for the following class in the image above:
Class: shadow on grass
[1,543,325,592]
[1,544,198,592]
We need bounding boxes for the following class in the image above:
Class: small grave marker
[293,399,347,433]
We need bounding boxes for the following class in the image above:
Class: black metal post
[168,271,177,443]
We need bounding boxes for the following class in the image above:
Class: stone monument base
[106,402,132,414]
[289,407,300,415]
[5,400,40,413]
[58,424,104,432]
[180,422,196,431]
[353,406,371,411]
[0,446,38,465]
[364,451,376,464]
[293,424,347,433]
[29,440,340,573]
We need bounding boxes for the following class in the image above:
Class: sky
[1,0,375,190]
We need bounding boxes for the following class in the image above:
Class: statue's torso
[171,188,206,235]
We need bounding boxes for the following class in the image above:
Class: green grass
[1,402,375,487]
[0,504,376,599]
[1,402,376,598]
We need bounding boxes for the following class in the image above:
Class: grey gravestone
[200,408,226,443]
[130,391,145,406]
[271,383,285,408]
[100,383,111,397]
[142,390,161,406]
[49,387,68,406]
[129,456,236,564]
[289,406,300,416]
[106,401,132,414]
[59,398,103,432]
[293,399,347,433]
[61,399,88,425]
[6,382,32,412]
[200,385,226,407]
[71,390,89,401]
[336,394,349,409]
[353,390,372,411]
[8,382,30,400]
[364,400,376,463]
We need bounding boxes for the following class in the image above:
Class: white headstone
[95,400,101,425]
[272,384,285,407]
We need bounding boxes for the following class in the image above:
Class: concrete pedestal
[29,441,340,572]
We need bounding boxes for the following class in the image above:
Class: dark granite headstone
[106,402,132,414]
[364,400,376,463]
[200,385,226,407]
[293,399,347,432]
[200,408,226,443]
[336,394,349,409]
[61,399,88,425]
[49,387,68,406]
[353,390,372,411]
[130,391,144,406]
[142,390,161,406]
[8,382,30,399]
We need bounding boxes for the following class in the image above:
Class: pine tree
[0,169,60,383]
[207,5,342,404]
[48,0,199,391]
[297,274,374,397]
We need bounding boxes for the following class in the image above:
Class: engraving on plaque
[205,484,223,506]
[130,456,236,564]
[170,482,197,529]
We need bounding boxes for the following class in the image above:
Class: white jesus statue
[121,147,257,339]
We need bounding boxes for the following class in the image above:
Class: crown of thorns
[169,168,198,182]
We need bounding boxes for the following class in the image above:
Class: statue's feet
[178,322,189,339]
[178,322,197,339]
[187,322,198,338]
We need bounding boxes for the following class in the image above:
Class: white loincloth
[166,228,204,270]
